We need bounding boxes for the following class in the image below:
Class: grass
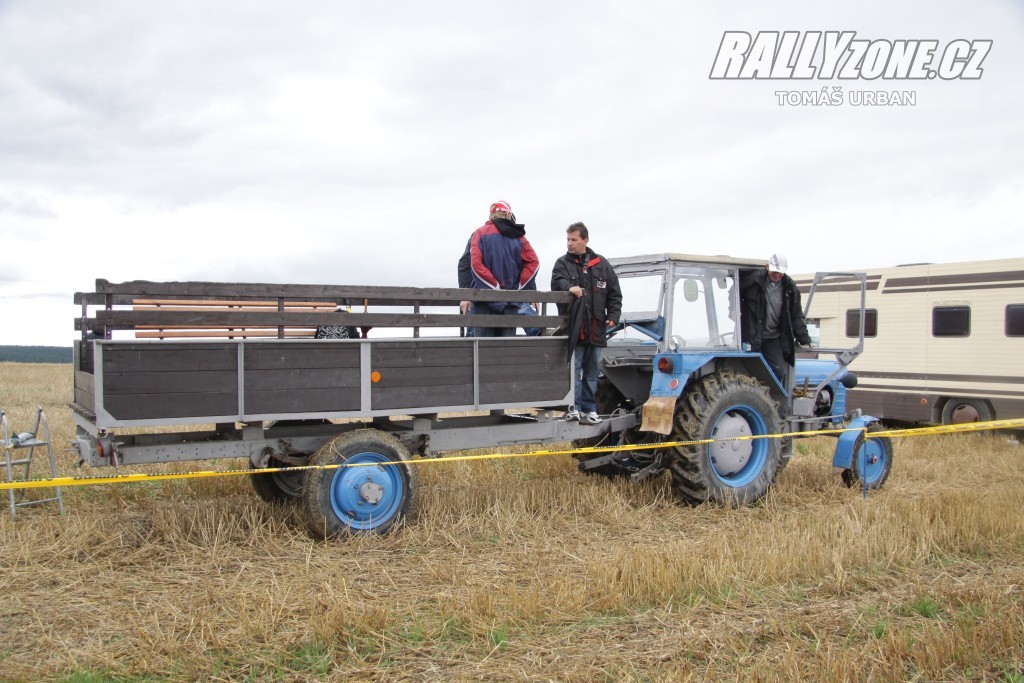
[2,361,1024,681]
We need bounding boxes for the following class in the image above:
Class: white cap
[768,253,788,274]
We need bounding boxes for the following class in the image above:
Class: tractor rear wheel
[667,372,783,506]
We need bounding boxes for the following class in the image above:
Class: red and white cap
[489,201,512,214]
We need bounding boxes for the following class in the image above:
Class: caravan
[795,258,1024,424]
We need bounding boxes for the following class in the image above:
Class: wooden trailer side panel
[370,341,475,410]
[101,344,239,420]
[92,337,571,424]
[244,343,362,414]
[478,339,570,404]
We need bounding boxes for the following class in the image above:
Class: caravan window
[845,308,878,337]
[932,306,970,337]
[1006,304,1024,337]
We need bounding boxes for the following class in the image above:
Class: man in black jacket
[739,253,813,388]
[551,222,622,425]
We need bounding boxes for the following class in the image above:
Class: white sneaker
[564,406,580,421]
[580,411,601,425]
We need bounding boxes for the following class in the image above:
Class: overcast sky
[1,0,1021,346]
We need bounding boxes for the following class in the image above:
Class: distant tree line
[0,346,73,364]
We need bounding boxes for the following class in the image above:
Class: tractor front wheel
[841,423,893,490]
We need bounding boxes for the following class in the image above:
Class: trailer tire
[301,430,416,539]
[667,372,783,506]
[940,398,993,425]
[250,457,305,503]
[250,419,331,503]
[841,423,893,490]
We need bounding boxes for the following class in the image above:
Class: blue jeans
[517,302,543,336]
[573,344,603,413]
[472,302,517,337]
[472,302,543,337]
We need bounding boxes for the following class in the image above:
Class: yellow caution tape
[2,417,1021,493]
[866,417,1024,438]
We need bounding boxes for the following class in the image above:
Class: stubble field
[1,361,1023,682]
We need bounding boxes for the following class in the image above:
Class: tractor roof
[609,253,766,269]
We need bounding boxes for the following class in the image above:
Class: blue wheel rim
[857,438,888,485]
[708,404,769,487]
[328,451,406,531]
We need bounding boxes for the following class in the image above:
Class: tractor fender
[641,351,782,435]
[832,415,880,469]
[641,353,715,435]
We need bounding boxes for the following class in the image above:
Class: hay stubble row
[1,362,1022,681]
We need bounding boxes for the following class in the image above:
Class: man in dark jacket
[469,201,540,337]
[739,253,813,388]
[551,222,622,425]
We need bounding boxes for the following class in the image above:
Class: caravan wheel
[940,398,993,425]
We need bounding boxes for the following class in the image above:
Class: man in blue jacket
[468,201,540,337]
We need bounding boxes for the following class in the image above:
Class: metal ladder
[2,407,65,519]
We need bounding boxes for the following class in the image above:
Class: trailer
[71,255,893,538]
[793,257,1024,425]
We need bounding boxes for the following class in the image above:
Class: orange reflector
[657,357,674,373]
[371,371,382,383]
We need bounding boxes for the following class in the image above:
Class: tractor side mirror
[682,279,699,302]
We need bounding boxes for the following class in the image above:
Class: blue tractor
[576,254,893,503]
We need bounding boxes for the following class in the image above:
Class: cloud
[0,0,1022,345]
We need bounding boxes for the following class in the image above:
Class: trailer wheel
[667,372,783,506]
[301,430,417,538]
[250,419,330,503]
[841,423,893,490]
[250,457,305,503]
[940,398,993,425]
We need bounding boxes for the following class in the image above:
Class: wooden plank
[103,392,238,420]
[372,385,474,411]
[91,310,564,330]
[74,371,95,413]
[244,368,361,392]
[94,279,572,306]
[478,363,569,383]
[479,341,567,366]
[135,329,318,339]
[74,387,95,413]
[133,299,336,309]
[74,370,95,395]
[372,364,474,387]
[101,345,237,373]
[244,344,361,370]
[370,342,475,369]
[103,370,238,395]
[246,387,361,414]
[480,378,570,404]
